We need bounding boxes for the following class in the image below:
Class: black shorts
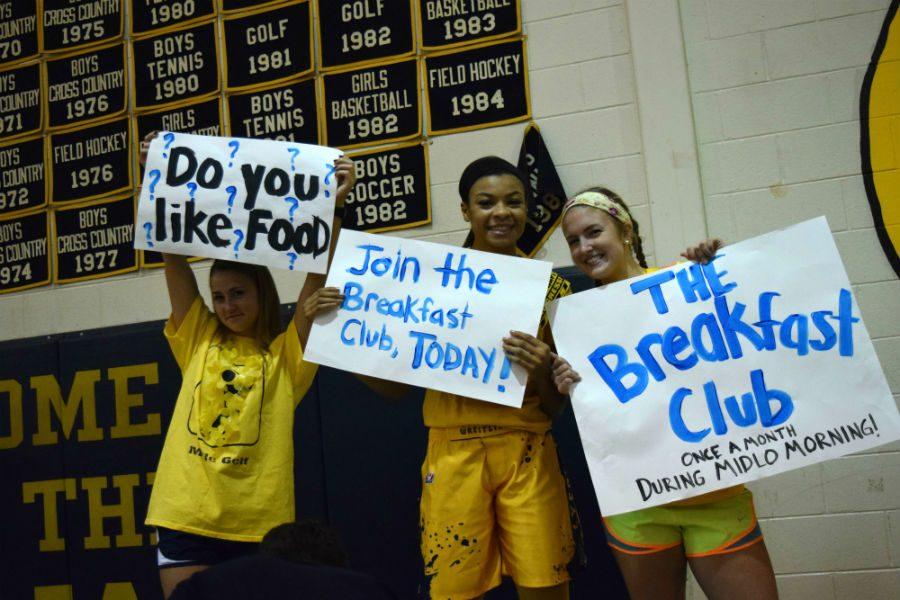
[156,527,257,568]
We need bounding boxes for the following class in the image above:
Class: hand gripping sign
[549,217,900,516]
[135,132,342,273]
[304,229,552,406]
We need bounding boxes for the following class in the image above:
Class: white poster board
[135,132,342,273]
[304,229,553,406]
[549,217,900,516]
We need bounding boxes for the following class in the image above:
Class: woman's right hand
[551,353,581,395]
[303,286,345,319]
[139,131,159,167]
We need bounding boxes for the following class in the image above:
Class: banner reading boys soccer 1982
[549,218,900,516]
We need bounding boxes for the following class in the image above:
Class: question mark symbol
[323,162,337,198]
[232,229,245,258]
[284,196,299,222]
[227,140,240,167]
[186,182,197,201]
[287,252,298,270]
[162,133,175,158]
[287,148,300,171]
[147,169,161,201]
[226,185,237,214]
[143,222,154,247]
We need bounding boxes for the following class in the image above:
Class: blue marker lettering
[690,313,728,362]
[714,295,766,358]
[675,263,711,304]
[669,388,710,443]
[661,326,697,371]
[700,254,737,296]
[753,291,781,350]
[635,333,665,382]
[587,344,648,403]
[834,288,859,357]
[751,369,793,427]
[779,314,809,356]
[809,310,837,351]
[630,270,675,314]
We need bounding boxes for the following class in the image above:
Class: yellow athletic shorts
[603,489,763,558]
[420,428,574,599]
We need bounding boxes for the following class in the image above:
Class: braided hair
[573,186,648,269]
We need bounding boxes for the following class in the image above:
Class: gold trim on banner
[0,59,43,142]
[0,133,48,217]
[129,0,219,40]
[0,206,51,294]
[415,0,521,53]
[223,75,320,142]
[315,0,416,73]
[40,0,125,54]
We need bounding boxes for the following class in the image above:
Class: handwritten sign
[136,96,224,179]
[304,229,552,406]
[134,132,341,274]
[549,218,900,515]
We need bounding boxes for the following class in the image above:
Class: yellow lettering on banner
[0,379,23,449]
[22,478,77,552]
[108,363,161,439]
[145,472,157,545]
[102,582,139,600]
[31,371,103,445]
[34,585,73,600]
[34,582,138,599]
[81,474,143,549]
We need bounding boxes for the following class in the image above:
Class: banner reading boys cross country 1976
[135,132,341,273]
[549,217,900,516]
[304,229,552,407]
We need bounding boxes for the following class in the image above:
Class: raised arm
[163,253,200,329]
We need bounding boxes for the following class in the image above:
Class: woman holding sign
[139,133,357,597]
[551,188,777,600]
[306,157,578,600]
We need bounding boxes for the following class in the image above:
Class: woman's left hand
[502,331,552,377]
[681,238,724,264]
[333,156,357,206]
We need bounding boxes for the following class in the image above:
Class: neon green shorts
[603,489,763,558]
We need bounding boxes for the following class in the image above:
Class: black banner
[49,117,131,204]
[321,57,420,149]
[0,0,39,66]
[53,195,137,283]
[222,1,312,91]
[227,77,318,143]
[220,0,284,12]
[317,0,414,70]
[136,96,224,178]
[130,0,216,37]
[132,21,219,111]
[0,60,42,140]
[345,142,430,232]
[45,42,127,130]
[0,136,46,216]
[517,123,566,257]
[41,0,124,53]
[424,38,529,135]
[0,209,49,294]
[417,0,520,50]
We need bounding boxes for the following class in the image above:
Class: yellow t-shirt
[422,272,572,435]
[145,297,318,542]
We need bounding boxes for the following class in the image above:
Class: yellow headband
[561,191,633,229]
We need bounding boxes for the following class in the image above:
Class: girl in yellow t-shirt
[551,187,778,600]
[138,133,356,597]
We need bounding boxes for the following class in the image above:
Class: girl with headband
[551,187,778,600]
[306,156,579,600]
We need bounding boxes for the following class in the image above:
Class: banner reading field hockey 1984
[549,218,900,516]
[134,132,342,274]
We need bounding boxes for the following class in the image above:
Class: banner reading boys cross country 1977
[135,132,341,273]
[549,217,900,516]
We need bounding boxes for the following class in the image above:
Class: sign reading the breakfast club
[0,60,41,140]
[130,0,216,38]
[131,21,219,111]
[0,0,39,66]
[221,0,313,91]
[227,78,319,144]
[417,0,521,50]
[317,0,415,70]
[424,38,529,135]
[135,132,342,274]
[345,142,430,233]
[0,209,49,294]
[41,0,124,53]
[0,135,46,216]
[321,56,420,149]
[49,116,131,204]
[44,41,127,130]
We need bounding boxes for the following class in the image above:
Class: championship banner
[219,0,284,13]
[0,60,42,141]
[0,208,50,294]
[417,0,520,50]
[424,38,529,135]
[41,0,124,53]
[135,132,341,273]
[0,135,46,216]
[304,229,552,406]
[130,0,217,38]
[0,0,39,66]
[517,123,566,257]
[549,218,900,516]
[48,116,132,204]
[316,0,415,71]
[345,142,431,233]
[226,77,319,143]
[44,41,127,130]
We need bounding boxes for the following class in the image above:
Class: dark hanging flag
[517,123,567,257]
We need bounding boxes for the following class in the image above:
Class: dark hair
[572,186,648,270]
[261,520,349,567]
[209,260,281,347]
[458,156,530,248]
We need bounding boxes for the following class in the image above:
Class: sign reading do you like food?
[135,132,342,274]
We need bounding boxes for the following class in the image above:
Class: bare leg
[612,546,687,600]
[688,540,778,600]
[160,565,208,598]
[515,582,570,600]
